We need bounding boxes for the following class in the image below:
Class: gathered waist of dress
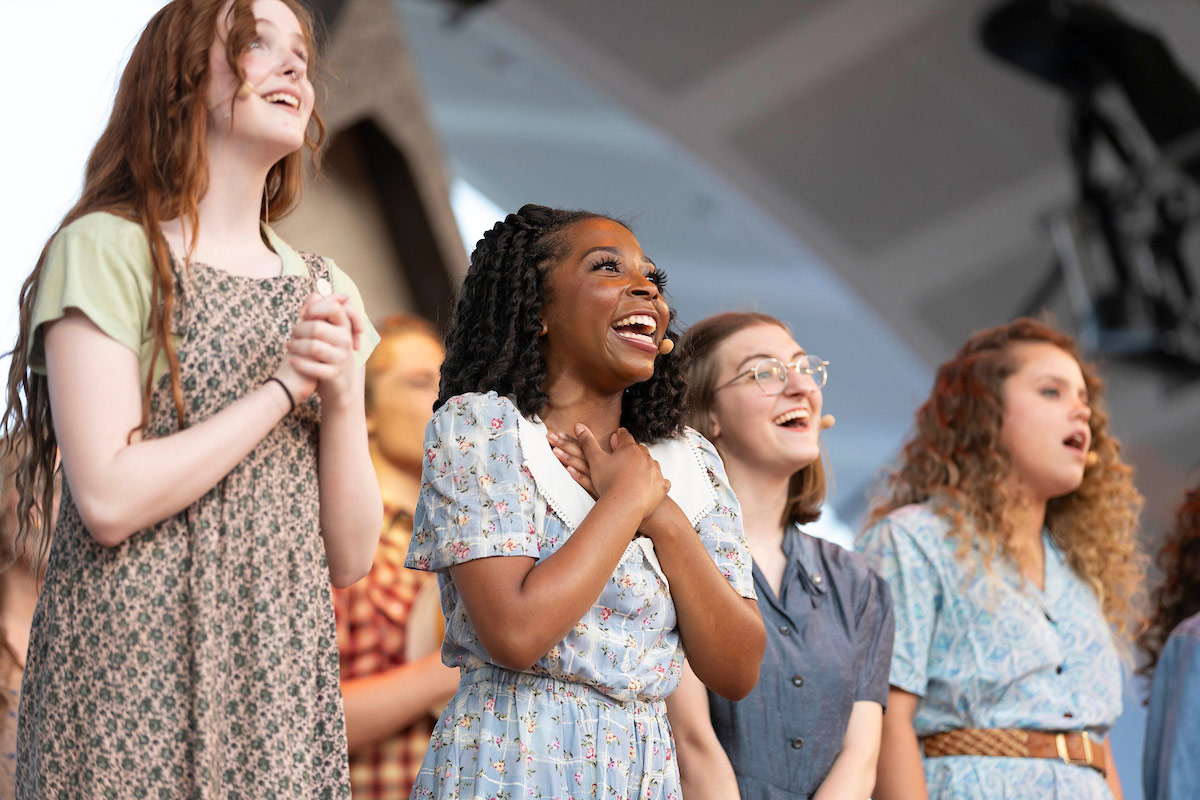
[460,665,668,715]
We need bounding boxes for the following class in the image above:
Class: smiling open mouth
[262,92,300,109]
[773,409,811,429]
[612,314,657,346]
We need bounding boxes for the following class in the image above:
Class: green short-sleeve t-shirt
[29,211,380,388]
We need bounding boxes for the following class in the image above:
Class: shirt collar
[789,524,828,598]
[514,412,718,532]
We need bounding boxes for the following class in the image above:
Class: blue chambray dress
[405,392,755,800]
[1143,612,1200,800]
[859,503,1121,799]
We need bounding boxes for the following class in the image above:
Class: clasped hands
[273,292,365,410]
[549,425,680,539]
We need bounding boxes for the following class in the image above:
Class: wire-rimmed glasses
[715,356,829,395]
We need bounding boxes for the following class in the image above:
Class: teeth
[262,92,299,108]
[1065,432,1086,448]
[612,314,656,333]
[615,330,654,345]
[773,409,811,426]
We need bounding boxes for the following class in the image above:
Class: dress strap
[297,252,334,298]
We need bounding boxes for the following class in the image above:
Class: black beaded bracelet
[265,377,296,414]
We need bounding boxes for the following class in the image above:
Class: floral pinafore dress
[17,254,351,799]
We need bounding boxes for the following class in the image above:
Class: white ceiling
[393,0,1200,534]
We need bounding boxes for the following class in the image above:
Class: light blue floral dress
[859,503,1121,799]
[405,392,755,800]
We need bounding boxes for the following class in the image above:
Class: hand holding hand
[549,430,596,499]
[278,293,362,410]
[573,425,669,521]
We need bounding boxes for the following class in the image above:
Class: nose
[1072,398,1092,421]
[280,52,306,82]
[628,271,660,300]
[784,365,819,396]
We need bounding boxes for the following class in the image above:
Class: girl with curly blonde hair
[859,318,1143,800]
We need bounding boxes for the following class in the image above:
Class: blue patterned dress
[859,503,1121,799]
[1143,612,1200,800]
[405,392,755,800]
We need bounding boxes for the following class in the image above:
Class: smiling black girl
[404,204,765,798]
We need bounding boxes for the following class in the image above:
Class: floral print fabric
[406,391,754,798]
[859,503,1121,799]
[18,253,359,799]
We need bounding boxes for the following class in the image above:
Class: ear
[707,410,720,440]
[538,318,548,336]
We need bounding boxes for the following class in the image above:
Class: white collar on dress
[515,413,718,533]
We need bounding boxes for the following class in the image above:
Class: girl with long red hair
[1,1,381,796]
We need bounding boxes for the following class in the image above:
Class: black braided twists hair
[437,204,687,444]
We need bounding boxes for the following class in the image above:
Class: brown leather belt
[922,728,1107,777]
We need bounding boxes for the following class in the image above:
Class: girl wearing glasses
[860,319,1141,800]
[656,311,894,800]
[404,205,765,799]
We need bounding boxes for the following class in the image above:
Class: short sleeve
[406,392,540,571]
[326,258,380,369]
[29,212,152,373]
[689,431,756,600]
[858,514,940,697]
[1143,629,1200,800]
[854,568,896,708]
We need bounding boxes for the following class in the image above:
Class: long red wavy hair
[1,0,326,564]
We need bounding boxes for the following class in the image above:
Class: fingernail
[575,423,586,435]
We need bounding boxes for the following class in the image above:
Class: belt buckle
[1054,732,1093,767]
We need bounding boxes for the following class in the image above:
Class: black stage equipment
[981,0,1200,372]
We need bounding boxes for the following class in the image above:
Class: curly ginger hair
[869,318,1144,634]
[1139,482,1200,678]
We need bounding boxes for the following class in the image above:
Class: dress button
[812,573,823,584]
[778,625,791,636]
[791,737,804,749]
[792,675,804,687]
[1064,712,1074,718]
[1056,665,1064,674]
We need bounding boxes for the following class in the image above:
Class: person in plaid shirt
[333,315,458,799]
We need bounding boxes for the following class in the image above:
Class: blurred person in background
[657,311,892,800]
[860,318,1143,800]
[1139,481,1200,800]
[333,314,458,799]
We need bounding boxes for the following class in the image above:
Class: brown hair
[364,313,442,411]
[1,0,326,565]
[868,318,1144,633]
[680,311,827,526]
[1139,482,1200,680]
[0,435,33,701]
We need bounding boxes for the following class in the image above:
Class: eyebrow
[255,17,307,45]
[735,349,806,373]
[582,246,656,269]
